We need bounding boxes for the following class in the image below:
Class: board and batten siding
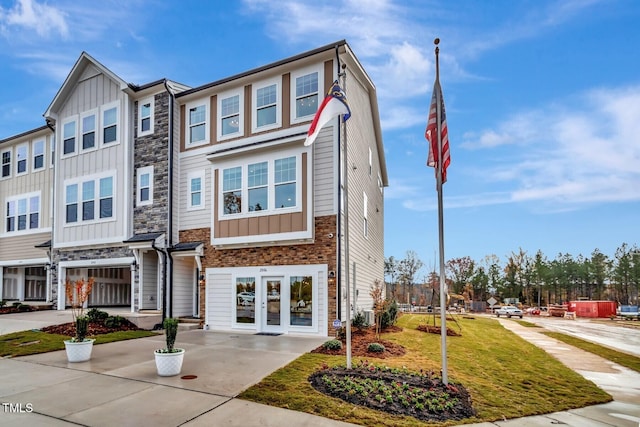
[172,256,196,317]
[54,68,131,247]
[178,146,212,231]
[312,126,337,217]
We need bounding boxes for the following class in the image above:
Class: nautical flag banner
[304,80,351,146]
[425,80,450,183]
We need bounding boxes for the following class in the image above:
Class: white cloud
[0,0,68,38]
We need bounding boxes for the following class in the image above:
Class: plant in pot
[63,277,95,362]
[154,317,185,376]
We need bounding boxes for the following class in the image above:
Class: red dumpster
[568,301,616,318]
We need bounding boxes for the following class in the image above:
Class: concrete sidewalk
[0,312,639,426]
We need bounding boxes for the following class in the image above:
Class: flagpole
[434,38,448,385]
[340,63,352,370]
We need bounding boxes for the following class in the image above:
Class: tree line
[384,243,640,307]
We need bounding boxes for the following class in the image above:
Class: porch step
[178,316,202,331]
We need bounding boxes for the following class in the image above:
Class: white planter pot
[154,349,185,376]
[64,339,95,362]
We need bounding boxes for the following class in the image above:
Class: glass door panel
[264,278,282,327]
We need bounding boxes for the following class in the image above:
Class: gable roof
[44,52,132,120]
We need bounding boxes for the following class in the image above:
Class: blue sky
[1,0,639,276]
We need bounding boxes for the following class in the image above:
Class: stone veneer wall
[180,215,337,332]
[133,92,170,234]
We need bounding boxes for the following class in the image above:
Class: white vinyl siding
[178,150,210,231]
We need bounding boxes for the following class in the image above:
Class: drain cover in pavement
[181,375,197,380]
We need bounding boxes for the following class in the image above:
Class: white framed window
[82,181,95,221]
[186,99,208,146]
[66,183,78,223]
[5,193,40,233]
[33,139,45,171]
[64,173,115,225]
[81,110,97,150]
[248,161,268,211]
[252,77,280,132]
[138,97,154,136]
[101,102,119,145]
[368,147,373,177]
[188,170,205,210]
[16,143,28,175]
[363,192,368,238]
[218,89,244,140]
[274,156,296,209]
[62,118,77,156]
[1,149,11,178]
[220,152,300,217]
[290,65,323,124]
[99,176,114,218]
[378,173,383,194]
[222,166,242,214]
[137,166,154,206]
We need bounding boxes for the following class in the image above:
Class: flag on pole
[304,80,351,146]
[425,80,450,183]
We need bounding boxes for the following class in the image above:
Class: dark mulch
[309,363,476,422]
[417,324,462,336]
[310,326,406,358]
[0,305,50,315]
[41,319,143,337]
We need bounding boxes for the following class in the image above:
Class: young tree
[446,256,475,295]
[589,248,610,300]
[384,256,399,299]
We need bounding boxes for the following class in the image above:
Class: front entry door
[261,277,283,332]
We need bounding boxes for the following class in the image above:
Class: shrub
[12,302,21,308]
[0,300,6,308]
[75,316,89,341]
[104,315,126,329]
[87,308,109,323]
[17,304,31,312]
[163,317,179,352]
[322,339,343,351]
[367,342,385,353]
[381,300,399,329]
[352,311,369,330]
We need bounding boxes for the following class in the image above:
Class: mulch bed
[0,305,51,315]
[311,326,406,358]
[41,319,143,337]
[309,362,476,422]
[417,324,462,336]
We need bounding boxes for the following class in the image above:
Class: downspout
[164,80,176,319]
[45,118,56,305]
[152,241,168,323]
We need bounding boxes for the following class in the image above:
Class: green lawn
[239,314,612,426]
[0,329,156,358]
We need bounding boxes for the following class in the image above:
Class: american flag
[425,80,450,183]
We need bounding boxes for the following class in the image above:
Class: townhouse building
[0,40,387,336]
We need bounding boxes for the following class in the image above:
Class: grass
[0,329,156,358]
[542,331,640,373]
[238,314,612,426]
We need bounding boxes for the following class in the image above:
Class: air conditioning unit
[363,310,374,326]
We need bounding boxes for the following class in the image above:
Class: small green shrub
[75,315,89,341]
[367,342,385,353]
[0,300,7,308]
[380,300,399,329]
[17,304,31,312]
[104,315,126,329]
[352,311,369,330]
[87,308,109,323]
[12,302,21,308]
[322,339,343,350]
[163,317,179,352]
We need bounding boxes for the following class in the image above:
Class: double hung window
[5,194,40,232]
[138,98,154,136]
[64,174,114,224]
[1,150,10,177]
[33,140,45,170]
[102,106,118,144]
[188,104,206,145]
[82,113,96,149]
[188,171,205,210]
[16,144,28,175]
[137,166,153,206]
[63,120,76,155]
